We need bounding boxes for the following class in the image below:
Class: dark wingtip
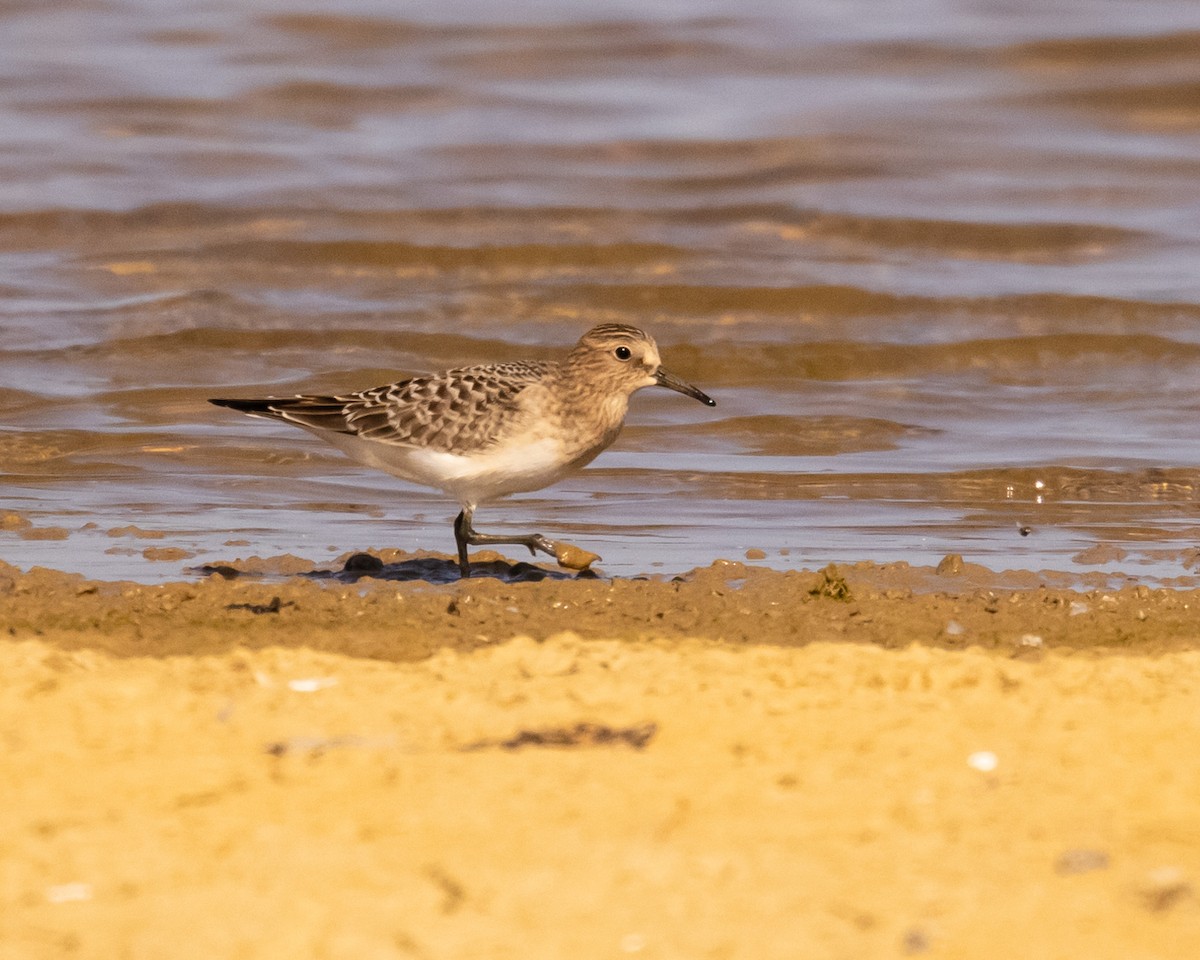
[209,397,275,413]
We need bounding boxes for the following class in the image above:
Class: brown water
[4,0,1200,582]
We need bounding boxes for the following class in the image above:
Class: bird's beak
[654,367,716,407]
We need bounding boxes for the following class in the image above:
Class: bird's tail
[210,395,359,434]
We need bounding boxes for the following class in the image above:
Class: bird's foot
[454,510,599,576]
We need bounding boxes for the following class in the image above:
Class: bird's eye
[614,346,632,361]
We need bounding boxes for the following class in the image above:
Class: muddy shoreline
[5,552,1199,660]
[4,555,1200,957]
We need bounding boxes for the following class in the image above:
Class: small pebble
[1019,633,1043,647]
[1055,848,1109,875]
[901,927,931,954]
[1139,866,1191,911]
[936,554,963,575]
[744,548,767,561]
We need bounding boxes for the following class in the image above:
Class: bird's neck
[546,362,632,451]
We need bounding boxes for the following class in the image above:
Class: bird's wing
[212,361,555,454]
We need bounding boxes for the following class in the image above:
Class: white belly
[314,430,579,506]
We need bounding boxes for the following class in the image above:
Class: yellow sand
[4,575,1200,959]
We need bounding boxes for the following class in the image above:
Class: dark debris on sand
[194,551,598,585]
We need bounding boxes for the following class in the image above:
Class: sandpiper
[210,324,715,576]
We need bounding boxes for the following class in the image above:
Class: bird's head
[570,324,715,406]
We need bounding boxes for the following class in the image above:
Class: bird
[210,323,716,577]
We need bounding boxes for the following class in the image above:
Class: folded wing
[210,360,555,454]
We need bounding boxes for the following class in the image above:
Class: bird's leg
[453,508,473,578]
[453,505,556,578]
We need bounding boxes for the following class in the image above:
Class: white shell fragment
[46,882,93,904]
[967,751,999,773]
[287,677,339,693]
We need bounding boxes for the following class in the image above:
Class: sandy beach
[4,555,1200,958]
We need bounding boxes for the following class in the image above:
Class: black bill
[655,367,716,407]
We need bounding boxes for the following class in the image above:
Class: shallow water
[4,0,1200,582]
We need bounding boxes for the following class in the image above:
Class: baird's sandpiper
[210,323,715,577]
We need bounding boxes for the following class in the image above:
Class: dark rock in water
[507,561,548,582]
[194,564,242,580]
[343,552,384,573]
